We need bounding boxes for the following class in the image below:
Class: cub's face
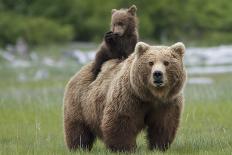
[111,5,137,36]
[131,42,186,99]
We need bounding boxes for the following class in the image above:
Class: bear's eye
[148,61,154,66]
[163,60,169,66]
[117,22,124,26]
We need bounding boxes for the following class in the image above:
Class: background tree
[0,0,231,46]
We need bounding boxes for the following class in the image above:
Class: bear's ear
[127,5,137,15]
[135,42,149,57]
[170,42,185,57]
[112,9,117,14]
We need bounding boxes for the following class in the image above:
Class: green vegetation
[0,0,232,46]
[0,52,231,154]
[0,12,73,46]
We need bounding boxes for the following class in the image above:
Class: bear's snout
[153,71,163,79]
[153,70,164,87]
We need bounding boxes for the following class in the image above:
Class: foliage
[0,0,232,45]
[0,12,73,46]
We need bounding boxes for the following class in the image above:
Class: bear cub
[92,5,138,78]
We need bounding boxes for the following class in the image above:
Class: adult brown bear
[63,42,187,152]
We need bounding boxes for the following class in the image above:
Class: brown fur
[92,5,138,78]
[63,42,187,152]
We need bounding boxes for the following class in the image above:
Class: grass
[0,57,232,154]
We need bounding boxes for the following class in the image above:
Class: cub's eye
[148,61,154,66]
[163,60,169,66]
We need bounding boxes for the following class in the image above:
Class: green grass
[0,62,232,155]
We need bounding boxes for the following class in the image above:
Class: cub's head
[130,42,187,100]
[111,5,137,36]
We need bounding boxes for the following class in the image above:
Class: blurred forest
[0,0,232,46]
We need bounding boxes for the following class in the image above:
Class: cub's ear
[135,42,149,57]
[112,9,117,14]
[128,5,137,15]
[170,42,185,57]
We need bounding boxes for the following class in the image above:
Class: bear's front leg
[64,116,96,151]
[146,96,183,151]
[101,113,137,152]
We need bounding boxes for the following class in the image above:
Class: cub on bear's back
[91,5,138,78]
[63,42,187,152]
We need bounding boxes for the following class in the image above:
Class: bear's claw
[104,31,119,44]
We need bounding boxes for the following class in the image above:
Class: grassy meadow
[0,44,232,155]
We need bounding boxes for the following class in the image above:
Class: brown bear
[63,42,187,152]
[91,5,138,78]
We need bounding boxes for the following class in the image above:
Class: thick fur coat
[63,42,187,152]
[91,5,138,78]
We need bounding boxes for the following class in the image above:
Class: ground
[0,43,232,155]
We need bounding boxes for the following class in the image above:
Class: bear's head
[130,42,187,101]
[111,5,137,36]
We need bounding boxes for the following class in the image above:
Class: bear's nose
[153,71,163,79]
[114,32,120,36]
